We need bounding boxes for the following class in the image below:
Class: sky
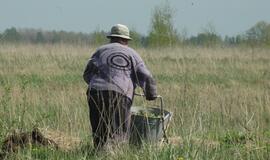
[1,0,270,37]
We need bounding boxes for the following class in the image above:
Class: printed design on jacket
[106,52,132,71]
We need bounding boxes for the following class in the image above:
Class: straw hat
[107,24,132,40]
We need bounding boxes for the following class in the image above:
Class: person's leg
[109,92,132,143]
[88,90,132,148]
[88,89,109,149]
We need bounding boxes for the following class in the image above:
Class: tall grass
[1,44,270,159]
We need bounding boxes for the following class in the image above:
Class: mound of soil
[0,127,81,158]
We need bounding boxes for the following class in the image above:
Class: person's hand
[145,77,157,101]
[146,95,157,101]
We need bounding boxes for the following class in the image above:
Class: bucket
[129,105,172,145]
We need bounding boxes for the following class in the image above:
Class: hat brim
[107,34,132,40]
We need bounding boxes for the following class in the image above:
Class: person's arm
[83,58,99,84]
[134,62,157,100]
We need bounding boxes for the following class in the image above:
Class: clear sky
[1,0,269,37]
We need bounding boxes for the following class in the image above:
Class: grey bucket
[129,106,172,145]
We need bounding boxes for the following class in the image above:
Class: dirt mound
[0,127,81,159]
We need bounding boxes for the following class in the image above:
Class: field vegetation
[1,43,270,159]
[1,2,270,159]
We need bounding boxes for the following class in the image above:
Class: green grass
[1,44,270,159]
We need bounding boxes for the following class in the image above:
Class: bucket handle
[134,93,163,114]
[134,93,169,143]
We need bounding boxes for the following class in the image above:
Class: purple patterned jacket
[83,43,157,100]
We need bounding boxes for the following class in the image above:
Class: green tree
[129,29,143,48]
[90,30,108,46]
[187,33,222,47]
[51,31,61,44]
[147,2,179,47]
[245,21,270,46]
[35,31,45,43]
[3,27,21,42]
[186,24,222,47]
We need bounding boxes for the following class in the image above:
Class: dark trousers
[87,89,132,149]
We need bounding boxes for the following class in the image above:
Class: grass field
[1,43,270,159]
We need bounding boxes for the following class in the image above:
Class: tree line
[1,4,270,48]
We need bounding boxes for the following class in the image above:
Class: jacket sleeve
[134,62,157,100]
[83,58,98,84]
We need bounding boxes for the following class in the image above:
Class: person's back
[83,24,157,149]
[84,42,155,100]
